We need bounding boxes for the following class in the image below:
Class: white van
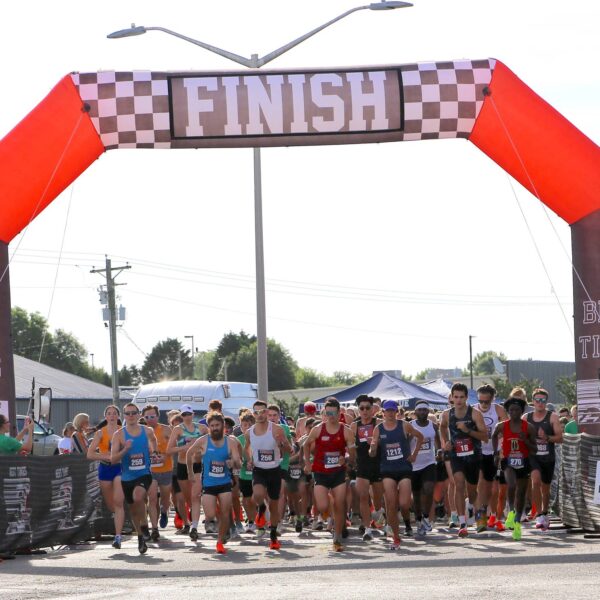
[132,380,258,423]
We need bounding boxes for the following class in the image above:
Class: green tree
[491,376,542,400]
[119,364,142,387]
[295,367,332,388]
[331,371,367,386]
[141,338,192,383]
[556,374,576,406]
[468,351,507,376]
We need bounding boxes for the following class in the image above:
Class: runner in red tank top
[304,397,356,552]
[492,396,536,541]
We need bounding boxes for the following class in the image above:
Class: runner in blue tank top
[185,411,241,555]
[369,399,423,550]
[111,402,158,555]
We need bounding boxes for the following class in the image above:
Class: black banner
[0,455,109,553]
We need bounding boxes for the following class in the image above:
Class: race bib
[536,440,549,456]
[150,453,164,469]
[385,443,403,461]
[454,438,474,457]
[129,452,145,471]
[258,449,275,463]
[210,460,226,478]
[289,466,302,479]
[324,451,340,469]
[419,439,432,452]
[508,454,524,469]
[358,424,374,444]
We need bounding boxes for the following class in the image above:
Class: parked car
[16,415,61,455]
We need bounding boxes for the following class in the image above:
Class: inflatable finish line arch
[0,58,599,430]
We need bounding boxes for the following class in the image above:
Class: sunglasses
[253,409,266,415]
[358,406,371,411]
[533,397,548,403]
[181,412,193,416]
[145,414,158,419]
[325,411,337,417]
[124,411,139,416]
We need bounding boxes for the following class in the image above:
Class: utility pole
[91,258,131,403]
[469,335,475,391]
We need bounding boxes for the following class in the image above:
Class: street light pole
[108,2,412,401]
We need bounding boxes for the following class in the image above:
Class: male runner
[527,387,562,530]
[141,404,172,541]
[410,400,440,536]
[111,402,158,554]
[303,397,356,552]
[350,394,383,541]
[492,396,537,541]
[440,383,488,537]
[475,384,507,532]
[245,399,292,550]
[237,412,257,532]
[268,404,293,534]
[369,400,423,550]
[186,412,241,554]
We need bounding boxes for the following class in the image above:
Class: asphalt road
[2,520,599,600]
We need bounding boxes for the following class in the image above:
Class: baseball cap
[382,400,398,411]
[180,404,194,414]
[304,401,317,414]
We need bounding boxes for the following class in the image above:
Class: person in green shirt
[237,411,257,532]
[0,413,34,455]
[564,406,579,434]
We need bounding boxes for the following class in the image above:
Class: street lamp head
[369,1,413,10]
[107,24,147,39]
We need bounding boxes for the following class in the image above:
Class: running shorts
[411,463,436,491]
[252,466,282,500]
[528,456,555,485]
[98,463,121,482]
[313,469,346,490]
[480,454,496,482]
[450,455,481,486]
[121,474,152,504]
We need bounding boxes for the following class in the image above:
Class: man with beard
[245,400,292,550]
[186,412,241,554]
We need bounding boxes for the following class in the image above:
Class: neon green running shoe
[512,521,522,541]
[505,511,516,530]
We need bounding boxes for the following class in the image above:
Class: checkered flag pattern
[71,59,496,149]
[71,71,172,149]
[399,59,496,141]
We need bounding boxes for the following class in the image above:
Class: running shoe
[141,525,151,541]
[422,517,433,532]
[342,526,349,539]
[466,504,475,526]
[333,538,343,552]
[404,523,413,537]
[205,520,217,534]
[487,514,497,528]
[505,511,516,530]
[174,513,183,530]
[159,511,168,529]
[246,522,257,534]
[416,521,427,537]
[295,516,303,533]
[458,525,469,538]
[512,521,522,541]
[374,510,386,528]
[235,521,245,535]
[269,539,281,550]
[150,528,160,542]
[476,516,487,533]
[190,527,199,542]
[535,515,545,530]
[495,521,506,532]
[255,512,267,529]
[448,514,460,529]
[390,537,401,551]
[216,541,227,555]
[384,525,393,537]
[138,536,148,554]
[542,514,550,531]
[326,517,334,532]
[362,528,374,542]
[358,524,366,535]
[313,517,324,531]
[112,535,121,549]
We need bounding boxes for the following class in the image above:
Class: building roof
[14,354,131,400]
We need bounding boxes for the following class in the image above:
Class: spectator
[72,413,91,453]
[57,422,75,454]
[559,407,571,420]
[564,406,579,434]
[0,413,33,455]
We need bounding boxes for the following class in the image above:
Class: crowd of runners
[77,382,565,555]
